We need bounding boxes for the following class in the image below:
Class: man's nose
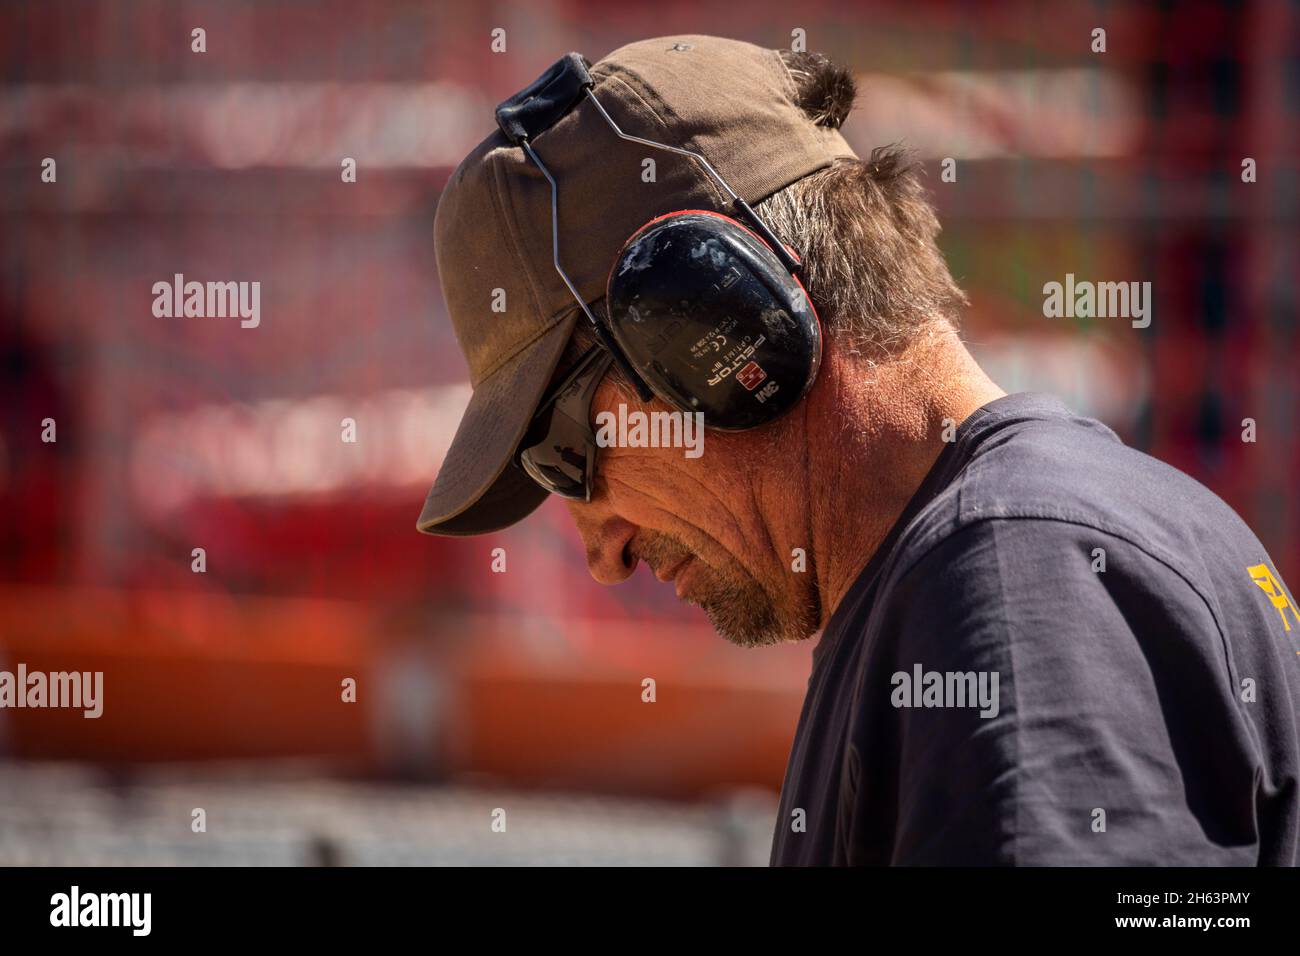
[566,504,638,586]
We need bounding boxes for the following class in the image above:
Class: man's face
[564,378,820,648]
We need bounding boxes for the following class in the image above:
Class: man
[418,35,1300,865]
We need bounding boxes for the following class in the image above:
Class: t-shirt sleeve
[870,517,1264,865]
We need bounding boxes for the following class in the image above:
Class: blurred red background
[0,0,1296,862]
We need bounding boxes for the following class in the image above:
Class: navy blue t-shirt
[771,393,1300,865]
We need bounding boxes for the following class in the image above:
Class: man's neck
[800,326,1005,630]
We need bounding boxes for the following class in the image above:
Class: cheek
[588,385,769,556]
[590,385,709,507]
[598,443,752,554]
[598,445,703,511]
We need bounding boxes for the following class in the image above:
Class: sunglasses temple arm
[582,89,803,276]
[520,139,656,403]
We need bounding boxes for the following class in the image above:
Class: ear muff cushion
[605,210,822,431]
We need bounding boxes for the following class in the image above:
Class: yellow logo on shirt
[1247,563,1300,633]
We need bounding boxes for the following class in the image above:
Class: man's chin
[692,589,818,649]
[671,556,818,648]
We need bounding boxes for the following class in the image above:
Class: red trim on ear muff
[790,268,823,347]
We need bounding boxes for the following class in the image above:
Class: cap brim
[416,309,580,536]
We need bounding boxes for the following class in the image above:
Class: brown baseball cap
[417,34,858,536]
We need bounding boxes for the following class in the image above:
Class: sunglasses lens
[518,407,595,500]
[516,344,613,500]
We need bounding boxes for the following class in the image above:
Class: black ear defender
[496,53,823,431]
[606,210,821,430]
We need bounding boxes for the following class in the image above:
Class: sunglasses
[516,344,615,501]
